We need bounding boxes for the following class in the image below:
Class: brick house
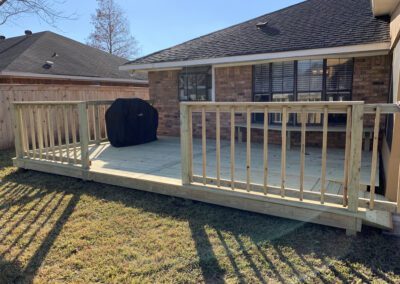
[0,31,149,149]
[120,0,400,201]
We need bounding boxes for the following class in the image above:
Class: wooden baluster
[29,106,37,159]
[343,106,352,206]
[300,108,306,201]
[281,107,288,197]
[94,104,101,145]
[216,107,221,187]
[321,106,328,204]
[188,107,193,182]
[42,106,49,160]
[47,106,56,162]
[369,106,381,210]
[18,106,27,157]
[230,107,235,190]
[23,108,30,158]
[56,106,63,163]
[70,105,78,164]
[263,107,269,195]
[63,105,71,164]
[104,105,108,140]
[36,106,44,160]
[78,102,90,170]
[202,107,207,185]
[246,107,251,192]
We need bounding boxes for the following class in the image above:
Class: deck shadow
[1,168,399,282]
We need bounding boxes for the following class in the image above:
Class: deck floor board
[88,136,378,192]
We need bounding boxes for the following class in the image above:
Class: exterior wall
[383,3,400,202]
[0,83,149,150]
[149,55,391,148]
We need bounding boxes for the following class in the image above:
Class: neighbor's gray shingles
[127,0,390,65]
[0,31,147,81]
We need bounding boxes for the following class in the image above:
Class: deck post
[78,102,90,171]
[180,103,191,185]
[94,104,101,145]
[11,104,23,159]
[347,104,364,215]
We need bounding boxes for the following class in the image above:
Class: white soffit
[372,0,400,16]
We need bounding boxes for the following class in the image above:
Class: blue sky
[1,0,302,58]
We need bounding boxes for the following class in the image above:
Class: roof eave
[371,0,400,16]
[0,71,149,85]
[120,42,391,72]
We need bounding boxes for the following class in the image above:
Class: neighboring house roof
[0,31,148,83]
[123,0,390,70]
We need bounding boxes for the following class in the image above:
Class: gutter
[0,71,149,85]
[120,42,391,72]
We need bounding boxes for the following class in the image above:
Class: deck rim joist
[12,157,393,233]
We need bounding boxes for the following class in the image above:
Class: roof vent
[0,35,5,41]
[42,60,54,69]
[256,21,268,29]
[24,30,32,36]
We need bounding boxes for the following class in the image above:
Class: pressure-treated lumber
[78,102,90,170]
[369,107,381,209]
[348,104,364,213]
[230,107,235,190]
[263,107,269,195]
[180,104,191,185]
[281,107,287,197]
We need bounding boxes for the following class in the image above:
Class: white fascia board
[0,71,149,85]
[371,0,400,16]
[120,42,391,72]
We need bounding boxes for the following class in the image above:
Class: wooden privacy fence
[180,101,400,214]
[11,101,114,170]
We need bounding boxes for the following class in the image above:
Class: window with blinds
[252,58,353,125]
[326,58,353,101]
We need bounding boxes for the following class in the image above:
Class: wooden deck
[11,101,400,235]
[89,136,378,194]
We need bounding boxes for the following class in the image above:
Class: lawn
[0,149,399,283]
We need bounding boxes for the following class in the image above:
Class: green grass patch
[0,149,399,283]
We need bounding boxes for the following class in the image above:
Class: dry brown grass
[0,149,399,283]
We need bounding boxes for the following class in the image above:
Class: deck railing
[11,101,113,170]
[180,101,400,214]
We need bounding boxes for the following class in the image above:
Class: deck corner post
[180,103,192,185]
[11,103,23,159]
[347,104,364,213]
[78,102,90,171]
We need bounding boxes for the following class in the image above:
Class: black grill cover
[105,98,158,147]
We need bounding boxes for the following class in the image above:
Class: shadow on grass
[0,161,399,282]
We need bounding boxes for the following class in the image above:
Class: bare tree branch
[0,0,75,27]
[87,0,140,59]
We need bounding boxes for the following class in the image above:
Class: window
[326,58,353,123]
[179,66,212,101]
[297,60,324,124]
[252,58,354,125]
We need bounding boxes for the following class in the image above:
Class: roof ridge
[127,0,309,65]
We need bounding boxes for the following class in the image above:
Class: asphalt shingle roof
[126,0,390,66]
[0,31,147,81]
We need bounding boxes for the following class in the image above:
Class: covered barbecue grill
[105,98,158,147]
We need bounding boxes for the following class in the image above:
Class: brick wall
[149,55,391,148]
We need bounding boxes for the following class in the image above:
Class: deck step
[363,210,393,230]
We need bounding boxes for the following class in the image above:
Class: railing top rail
[12,101,85,105]
[181,101,365,107]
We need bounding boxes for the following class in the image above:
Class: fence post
[11,104,23,159]
[78,102,90,171]
[346,104,364,234]
[180,103,191,185]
